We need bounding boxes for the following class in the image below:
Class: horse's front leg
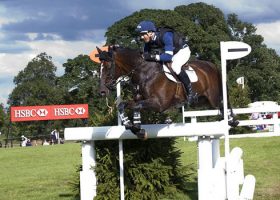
[132,106,147,139]
[118,102,132,128]
[118,101,147,139]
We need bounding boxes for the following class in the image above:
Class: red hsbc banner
[11,104,88,122]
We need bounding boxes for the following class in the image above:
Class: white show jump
[65,41,256,200]
[65,121,226,141]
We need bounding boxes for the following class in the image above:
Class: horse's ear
[96,46,103,54]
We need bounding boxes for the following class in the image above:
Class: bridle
[100,48,137,89]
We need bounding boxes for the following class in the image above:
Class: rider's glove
[143,53,158,61]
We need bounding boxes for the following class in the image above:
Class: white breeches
[171,47,191,75]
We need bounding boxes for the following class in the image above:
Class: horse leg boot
[228,108,239,127]
[177,70,197,105]
[219,103,239,127]
[118,102,133,129]
[133,109,147,140]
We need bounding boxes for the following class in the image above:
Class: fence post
[198,136,214,199]
[80,141,97,200]
[273,113,280,133]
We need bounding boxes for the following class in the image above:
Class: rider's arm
[158,32,174,62]
[143,44,149,53]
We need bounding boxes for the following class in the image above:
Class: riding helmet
[136,20,156,33]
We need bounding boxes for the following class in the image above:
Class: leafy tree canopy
[8,52,62,106]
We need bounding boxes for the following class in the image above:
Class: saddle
[163,63,198,83]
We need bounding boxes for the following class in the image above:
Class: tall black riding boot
[177,70,196,105]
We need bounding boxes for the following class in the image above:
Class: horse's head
[96,46,115,97]
[97,45,143,97]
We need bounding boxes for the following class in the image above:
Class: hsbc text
[54,108,75,116]
[14,109,37,118]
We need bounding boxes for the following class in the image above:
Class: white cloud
[120,0,179,10]
[0,83,13,106]
[256,20,280,55]
[0,37,105,105]
[0,38,105,75]
[0,53,34,75]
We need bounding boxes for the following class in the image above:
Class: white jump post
[220,41,255,200]
[65,41,256,200]
[80,141,97,200]
[117,82,125,200]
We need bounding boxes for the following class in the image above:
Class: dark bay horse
[97,46,237,139]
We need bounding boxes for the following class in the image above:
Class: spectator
[26,139,32,147]
[50,129,59,144]
[250,112,264,130]
[21,135,28,147]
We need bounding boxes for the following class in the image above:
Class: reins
[106,49,139,87]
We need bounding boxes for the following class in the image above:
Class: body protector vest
[147,27,187,55]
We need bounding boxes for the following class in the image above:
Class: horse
[97,46,237,139]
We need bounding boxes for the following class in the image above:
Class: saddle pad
[185,66,198,82]
[163,64,178,82]
[163,65,198,83]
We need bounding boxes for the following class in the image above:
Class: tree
[9,53,62,106]
[175,3,231,64]
[227,14,280,103]
[8,53,63,138]
[0,104,5,128]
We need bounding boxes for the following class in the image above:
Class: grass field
[0,143,81,200]
[0,137,280,200]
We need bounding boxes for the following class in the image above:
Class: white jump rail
[65,122,227,141]
[183,106,280,135]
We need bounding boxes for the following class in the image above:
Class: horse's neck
[131,62,161,84]
[115,50,161,81]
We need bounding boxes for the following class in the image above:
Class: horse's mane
[112,47,144,67]
[114,47,141,59]
[112,46,162,73]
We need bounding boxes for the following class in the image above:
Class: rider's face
[140,32,152,43]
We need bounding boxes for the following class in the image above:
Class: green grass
[0,143,81,200]
[0,137,280,200]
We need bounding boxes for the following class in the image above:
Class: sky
[0,0,280,106]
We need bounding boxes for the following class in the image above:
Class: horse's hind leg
[213,91,239,127]
[228,105,239,127]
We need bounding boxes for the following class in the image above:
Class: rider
[135,20,196,104]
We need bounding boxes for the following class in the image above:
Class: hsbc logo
[75,107,85,115]
[37,109,48,117]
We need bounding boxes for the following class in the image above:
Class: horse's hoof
[136,129,147,140]
[228,119,239,127]
[124,121,133,129]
